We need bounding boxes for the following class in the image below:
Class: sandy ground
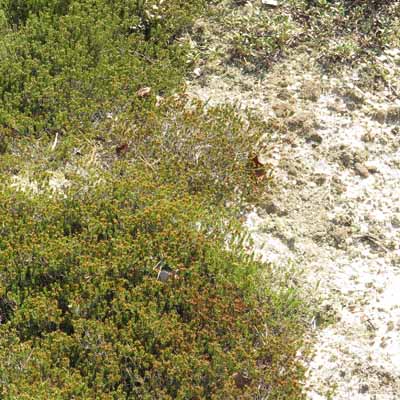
[187,20,400,399]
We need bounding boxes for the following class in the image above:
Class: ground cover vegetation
[1,0,396,398]
[0,0,399,400]
[193,0,400,84]
[0,0,311,399]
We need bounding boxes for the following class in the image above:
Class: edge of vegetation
[0,1,312,399]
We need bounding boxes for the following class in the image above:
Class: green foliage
[0,0,204,134]
[227,7,297,72]
[0,0,71,26]
[0,0,310,398]
[102,96,268,206]
[289,0,400,66]
[203,0,399,76]
[0,172,307,399]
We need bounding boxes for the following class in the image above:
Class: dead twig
[354,234,389,252]
[50,132,59,151]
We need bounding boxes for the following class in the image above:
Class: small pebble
[264,200,287,216]
[354,162,369,178]
[359,384,369,394]
[361,132,375,142]
[340,151,352,167]
[365,163,378,174]
[307,132,323,144]
[391,214,400,228]
[314,173,327,185]
[288,166,298,176]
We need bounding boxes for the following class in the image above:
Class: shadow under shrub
[0,171,307,399]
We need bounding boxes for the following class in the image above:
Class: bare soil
[187,7,400,398]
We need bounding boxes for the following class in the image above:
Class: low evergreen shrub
[0,0,310,398]
[101,96,269,206]
[0,0,204,134]
[0,171,307,399]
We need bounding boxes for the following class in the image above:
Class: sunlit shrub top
[0,0,204,134]
[0,171,306,399]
